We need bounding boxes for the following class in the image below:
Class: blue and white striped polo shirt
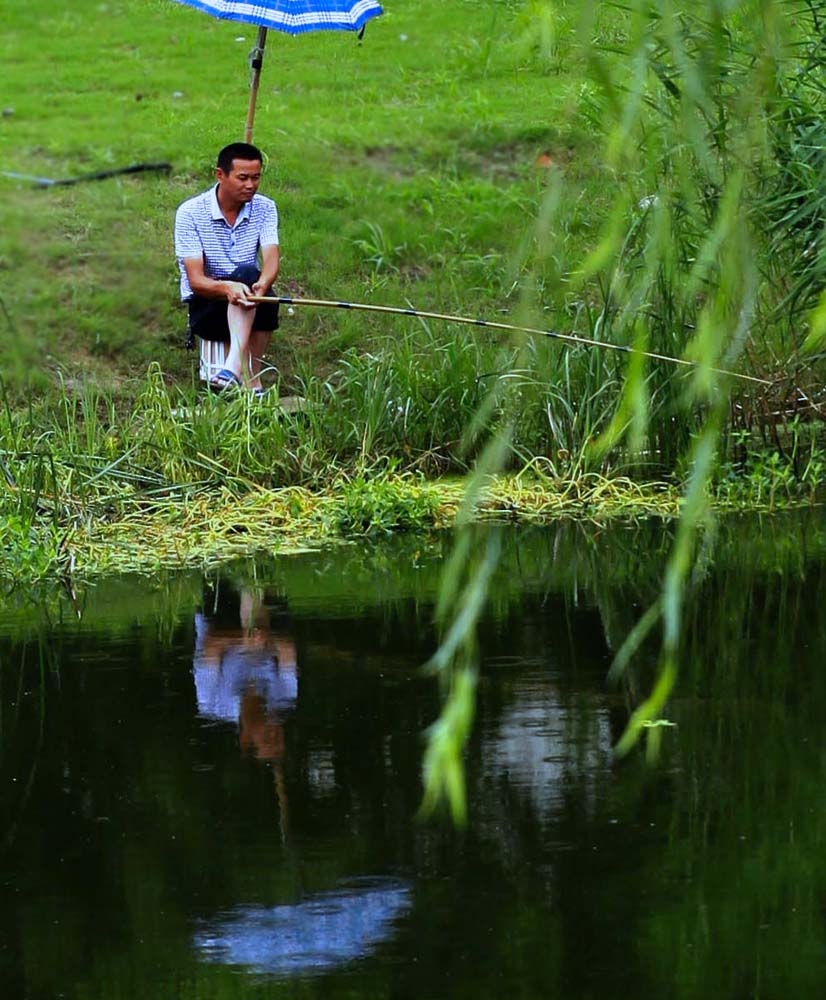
[174,184,279,300]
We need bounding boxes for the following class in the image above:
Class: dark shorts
[187,264,280,343]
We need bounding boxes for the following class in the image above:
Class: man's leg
[190,294,253,386]
[247,330,272,391]
[223,303,257,381]
[225,265,277,387]
[190,265,277,388]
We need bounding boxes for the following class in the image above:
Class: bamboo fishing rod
[249,295,773,387]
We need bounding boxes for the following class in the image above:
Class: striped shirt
[174,184,279,300]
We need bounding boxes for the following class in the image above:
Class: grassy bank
[7,461,822,584]
[66,471,823,579]
[0,361,821,583]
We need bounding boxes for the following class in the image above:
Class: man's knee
[231,264,261,286]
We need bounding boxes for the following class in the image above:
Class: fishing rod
[249,295,773,387]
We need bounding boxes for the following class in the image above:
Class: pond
[1,513,825,999]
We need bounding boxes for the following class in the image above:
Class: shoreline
[39,473,821,582]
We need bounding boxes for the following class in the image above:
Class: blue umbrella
[172,1,384,140]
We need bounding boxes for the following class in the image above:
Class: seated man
[175,142,280,394]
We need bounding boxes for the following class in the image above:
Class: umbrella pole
[245,26,268,143]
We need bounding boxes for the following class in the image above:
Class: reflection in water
[2,516,826,999]
[193,587,297,754]
[193,584,297,836]
[191,582,411,978]
[194,878,412,977]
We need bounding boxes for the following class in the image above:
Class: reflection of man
[194,585,297,838]
[193,587,297,760]
[175,142,280,395]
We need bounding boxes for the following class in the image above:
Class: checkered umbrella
[172,1,384,140]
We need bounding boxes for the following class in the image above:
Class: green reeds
[0,346,820,587]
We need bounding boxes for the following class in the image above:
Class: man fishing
[175,142,280,395]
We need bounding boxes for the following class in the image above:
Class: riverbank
[0,357,821,584]
[3,466,817,584]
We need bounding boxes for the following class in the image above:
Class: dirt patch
[458,142,575,182]
[280,277,311,298]
[398,263,431,283]
[342,140,573,184]
[348,145,419,181]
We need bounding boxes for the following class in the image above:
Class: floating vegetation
[40,474,682,580]
[2,463,820,585]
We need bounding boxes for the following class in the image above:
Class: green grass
[0,0,615,387]
[0,358,820,584]
[3,1,819,440]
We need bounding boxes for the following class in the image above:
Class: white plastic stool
[199,339,229,382]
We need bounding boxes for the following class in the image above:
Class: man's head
[215,142,263,205]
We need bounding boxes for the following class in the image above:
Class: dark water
[2,514,826,999]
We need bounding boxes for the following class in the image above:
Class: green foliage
[332,475,440,534]
[760,1,826,342]
[420,0,826,804]
[420,665,478,825]
[717,428,826,508]
[0,515,62,582]
[421,527,502,824]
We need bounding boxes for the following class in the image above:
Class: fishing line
[250,295,773,387]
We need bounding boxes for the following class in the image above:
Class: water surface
[2,514,825,999]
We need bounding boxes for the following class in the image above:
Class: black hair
[216,142,263,173]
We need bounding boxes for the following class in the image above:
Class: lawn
[1,0,616,389]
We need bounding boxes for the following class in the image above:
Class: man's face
[216,158,262,203]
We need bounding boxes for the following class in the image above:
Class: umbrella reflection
[194,877,412,976]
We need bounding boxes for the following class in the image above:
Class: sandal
[209,368,243,394]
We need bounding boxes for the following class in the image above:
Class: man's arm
[252,244,280,298]
[182,257,255,306]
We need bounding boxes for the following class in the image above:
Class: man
[175,142,280,394]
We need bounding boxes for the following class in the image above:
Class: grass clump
[333,474,442,535]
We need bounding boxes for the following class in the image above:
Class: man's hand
[251,279,270,299]
[224,281,256,307]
